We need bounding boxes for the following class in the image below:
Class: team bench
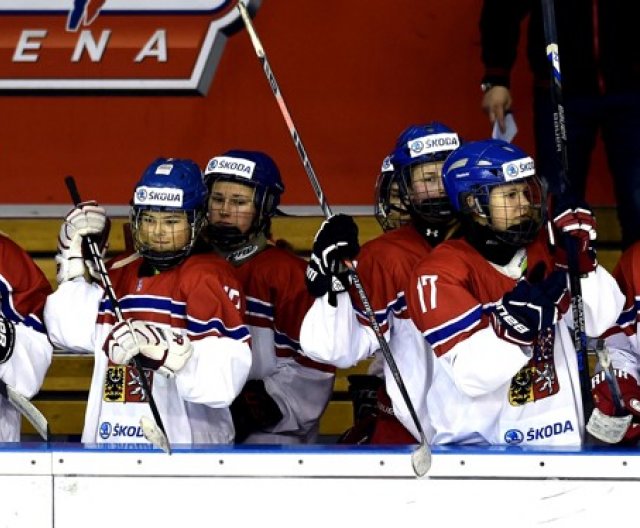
[0,208,623,440]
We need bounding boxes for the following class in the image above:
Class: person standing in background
[479,0,640,249]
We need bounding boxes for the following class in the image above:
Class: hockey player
[588,241,640,444]
[0,235,53,441]
[405,138,624,446]
[202,150,335,444]
[340,153,412,443]
[300,122,462,444]
[44,158,252,445]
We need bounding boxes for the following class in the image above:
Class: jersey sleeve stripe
[274,329,302,353]
[246,296,274,322]
[424,304,484,348]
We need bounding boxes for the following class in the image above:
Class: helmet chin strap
[207,228,269,266]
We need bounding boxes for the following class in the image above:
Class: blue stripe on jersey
[100,295,188,318]
[274,328,302,353]
[99,295,250,342]
[246,296,274,321]
[189,317,251,341]
[424,304,484,348]
[616,302,638,329]
[355,293,406,327]
[0,276,45,333]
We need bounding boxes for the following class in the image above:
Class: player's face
[137,210,191,252]
[488,182,534,231]
[410,161,446,205]
[208,181,257,234]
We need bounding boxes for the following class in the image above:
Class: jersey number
[416,274,438,313]
[224,286,241,310]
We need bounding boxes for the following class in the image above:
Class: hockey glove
[230,379,284,443]
[56,201,109,284]
[103,320,193,377]
[311,214,360,275]
[305,258,353,307]
[337,374,383,445]
[590,369,640,444]
[547,194,597,275]
[491,270,571,346]
[0,314,16,365]
[305,214,359,306]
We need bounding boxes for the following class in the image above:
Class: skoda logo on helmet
[505,163,520,178]
[136,188,148,202]
[207,159,218,171]
[410,140,424,154]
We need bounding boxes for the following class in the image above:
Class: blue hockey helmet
[442,138,544,246]
[131,157,207,269]
[203,150,285,248]
[374,154,410,232]
[391,122,461,224]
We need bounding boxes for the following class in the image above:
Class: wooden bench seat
[0,207,623,289]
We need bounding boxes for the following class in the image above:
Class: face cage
[374,173,410,232]
[207,181,274,249]
[374,197,410,232]
[397,163,454,225]
[464,176,545,247]
[131,208,204,270]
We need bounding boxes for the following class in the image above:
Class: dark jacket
[480,0,640,97]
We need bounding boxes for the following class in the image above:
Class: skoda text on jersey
[0,0,262,93]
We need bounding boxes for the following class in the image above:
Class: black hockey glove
[0,314,16,365]
[491,270,570,346]
[305,214,360,306]
[230,379,284,443]
[338,374,383,445]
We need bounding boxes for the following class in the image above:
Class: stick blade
[411,444,432,477]
[140,416,172,454]
[6,384,49,441]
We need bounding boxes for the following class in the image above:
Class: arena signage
[0,0,261,93]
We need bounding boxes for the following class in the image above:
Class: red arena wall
[0,0,612,208]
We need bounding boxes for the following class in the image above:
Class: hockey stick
[237,0,431,476]
[540,0,623,440]
[64,176,171,454]
[0,377,49,441]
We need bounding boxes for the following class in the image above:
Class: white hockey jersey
[0,235,53,441]
[300,224,435,441]
[44,252,252,445]
[405,235,624,446]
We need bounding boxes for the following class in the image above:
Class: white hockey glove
[56,201,109,284]
[0,314,16,365]
[102,320,193,378]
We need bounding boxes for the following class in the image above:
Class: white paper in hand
[492,112,518,142]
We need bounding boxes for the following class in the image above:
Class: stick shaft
[237,1,429,447]
[540,0,593,427]
[64,176,169,442]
